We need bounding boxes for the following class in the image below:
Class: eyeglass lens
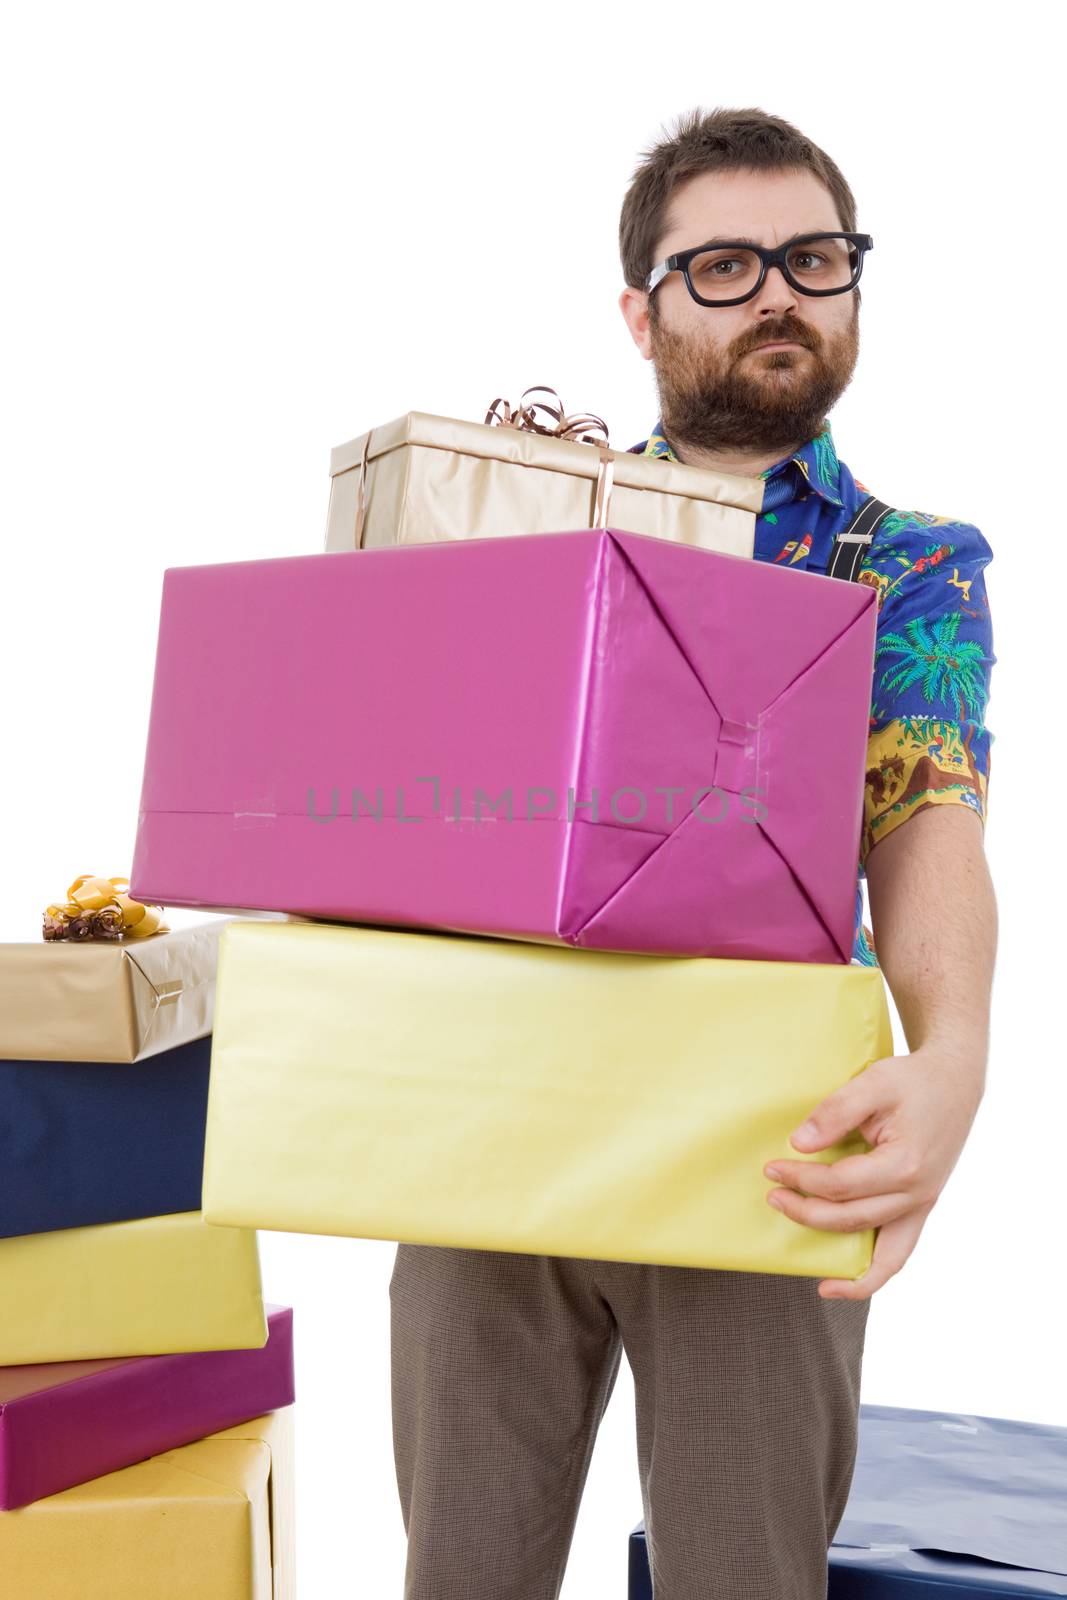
[688,235,859,301]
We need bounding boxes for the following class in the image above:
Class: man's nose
[753,263,800,313]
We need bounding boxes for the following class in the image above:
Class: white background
[2,4,1061,1595]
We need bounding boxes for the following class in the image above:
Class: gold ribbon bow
[484,386,610,447]
[42,874,170,942]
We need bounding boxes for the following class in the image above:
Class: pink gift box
[0,1303,293,1510]
[131,528,876,962]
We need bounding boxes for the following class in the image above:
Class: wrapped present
[0,1406,294,1598]
[130,527,876,963]
[628,1402,1067,1597]
[1,1034,212,1238]
[324,389,762,556]
[0,1304,294,1509]
[0,917,227,1062]
[200,919,893,1279]
[0,1210,266,1366]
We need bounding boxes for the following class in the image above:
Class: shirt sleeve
[856,512,996,867]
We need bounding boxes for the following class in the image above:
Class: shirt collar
[634,418,846,511]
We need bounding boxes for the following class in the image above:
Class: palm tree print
[808,428,841,500]
[873,610,990,722]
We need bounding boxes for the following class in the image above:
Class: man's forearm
[864,805,998,1092]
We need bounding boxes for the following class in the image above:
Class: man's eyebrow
[691,236,765,248]
[683,232,827,250]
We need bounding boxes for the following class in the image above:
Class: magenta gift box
[131,528,876,962]
[0,1303,293,1510]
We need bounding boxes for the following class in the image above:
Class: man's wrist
[908,1030,989,1092]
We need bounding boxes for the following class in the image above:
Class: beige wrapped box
[0,920,227,1062]
[324,409,764,555]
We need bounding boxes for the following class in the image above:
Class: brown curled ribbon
[42,874,170,941]
[484,386,610,448]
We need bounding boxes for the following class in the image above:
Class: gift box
[0,1405,294,1598]
[0,918,226,1062]
[628,1403,1067,1597]
[131,527,877,963]
[201,918,893,1279]
[324,405,762,555]
[0,1304,294,1509]
[0,1210,267,1366]
[1,1034,212,1238]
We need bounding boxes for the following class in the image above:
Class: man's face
[621,167,861,455]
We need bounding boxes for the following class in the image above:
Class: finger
[789,1058,898,1150]
[817,1210,924,1299]
[766,1184,912,1233]
[764,1147,913,1202]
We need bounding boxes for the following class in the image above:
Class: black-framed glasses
[646,232,873,307]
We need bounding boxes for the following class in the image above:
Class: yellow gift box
[0,919,228,1062]
[0,1407,293,1599]
[0,1211,267,1365]
[202,920,894,1280]
[324,407,763,555]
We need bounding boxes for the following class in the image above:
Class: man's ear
[619,284,653,360]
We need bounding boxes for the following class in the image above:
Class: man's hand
[762,1043,986,1300]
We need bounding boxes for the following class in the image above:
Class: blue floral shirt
[629,419,997,966]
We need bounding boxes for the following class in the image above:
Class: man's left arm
[761,513,998,1299]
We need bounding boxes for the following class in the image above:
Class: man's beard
[648,297,860,456]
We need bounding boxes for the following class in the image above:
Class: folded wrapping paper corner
[0,1210,266,1366]
[0,1406,294,1599]
[0,918,229,1061]
[131,528,876,964]
[201,918,893,1279]
[0,1304,294,1510]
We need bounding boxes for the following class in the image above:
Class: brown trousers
[389,1242,870,1600]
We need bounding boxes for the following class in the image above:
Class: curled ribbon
[42,874,170,942]
[484,385,610,448]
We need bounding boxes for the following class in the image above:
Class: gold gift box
[324,409,763,555]
[0,919,228,1062]
[202,920,894,1280]
[0,1407,293,1599]
[0,1210,267,1365]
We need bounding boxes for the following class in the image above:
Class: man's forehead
[660,169,840,252]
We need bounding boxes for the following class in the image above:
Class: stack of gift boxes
[0,898,295,1596]
[128,402,892,1283]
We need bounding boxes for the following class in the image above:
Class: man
[390,106,998,1600]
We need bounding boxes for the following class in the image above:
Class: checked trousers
[389,1241,870,1600]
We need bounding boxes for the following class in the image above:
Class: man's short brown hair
[619,106,859,294]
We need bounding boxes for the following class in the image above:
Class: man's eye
[696,258,743,276]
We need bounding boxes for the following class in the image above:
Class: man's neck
[666,436,807,479]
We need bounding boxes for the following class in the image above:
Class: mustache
[740,322,818,354]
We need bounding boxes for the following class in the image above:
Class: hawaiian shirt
[629,419,996,967]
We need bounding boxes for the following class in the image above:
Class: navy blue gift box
[629,1403,1067,1598]
[0,1035,213,1237]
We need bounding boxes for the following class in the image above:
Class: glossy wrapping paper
[630,1403,1067,1597]
[324,407,763,553]
[0,919,226,1062]
[1,1034,212,1238]
[130,528,877,964]
[0,1210,267,1366]
[201,919,894,1280]
[0,1304,294,1510]
[0,1406,294,1599]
